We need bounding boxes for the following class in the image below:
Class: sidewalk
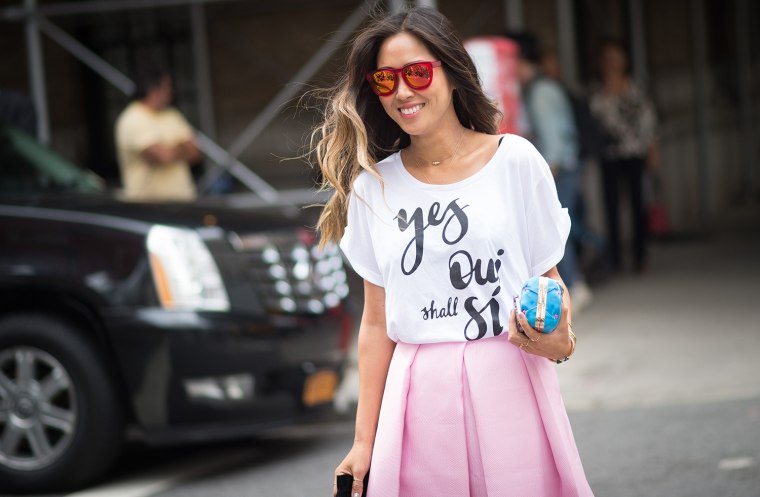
[560,205,760,411]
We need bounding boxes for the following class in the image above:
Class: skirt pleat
[366,334,593,497]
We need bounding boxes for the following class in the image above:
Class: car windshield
[0,125,105,194]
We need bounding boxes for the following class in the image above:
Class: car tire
[0,313,124,492]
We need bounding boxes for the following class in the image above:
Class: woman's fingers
[334,467,351,497]
[508,310,531,349]
[334,467,367,497]
[511,308,574,360]
[517,311,544,343]
[334,442,372,496]
[351,475,365,497]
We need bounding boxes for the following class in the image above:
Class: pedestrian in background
[590,40,659,274]
[541,49,610,288]
[312,7,593,497]
[115,66,201,201]
[508,32,593,311]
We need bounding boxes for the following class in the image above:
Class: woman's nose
[395,77,415,99]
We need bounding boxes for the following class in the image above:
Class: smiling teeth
[400,104,423,115]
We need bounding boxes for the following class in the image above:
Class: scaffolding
[3,0,757,215]
[3,0,379,207]
[1,0,442,207]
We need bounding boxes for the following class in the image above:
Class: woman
[313,8,593,497]
[590,40,659,274]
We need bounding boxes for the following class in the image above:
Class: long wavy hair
[312,7,500,247]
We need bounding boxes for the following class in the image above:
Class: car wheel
[0,313,124,492]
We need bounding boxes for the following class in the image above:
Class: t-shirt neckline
[396,134,507,191]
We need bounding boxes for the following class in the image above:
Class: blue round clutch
[519,276,563,333]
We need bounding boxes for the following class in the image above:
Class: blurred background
[2,0,759,220]
[1,0,759,496]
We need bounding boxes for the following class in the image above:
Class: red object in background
[648,202,671,237]
[464,36,521,134]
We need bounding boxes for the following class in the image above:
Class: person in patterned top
[590,39,659,274]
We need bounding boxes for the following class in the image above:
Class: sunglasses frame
[366,60,442,96]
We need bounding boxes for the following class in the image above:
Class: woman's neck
[408,121,467,165]
[603,73,630,94]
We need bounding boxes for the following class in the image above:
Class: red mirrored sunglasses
[366,60,442,96]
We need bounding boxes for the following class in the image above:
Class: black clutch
[335,472,368,497]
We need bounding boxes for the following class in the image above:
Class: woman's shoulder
[498,134,554,182]
[375,150,402,174]
[500,133,543,161]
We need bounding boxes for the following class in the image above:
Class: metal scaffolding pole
[690,0,710,221]
[36,16,135,95]
[194,133,280,202]
[628,0,649,87]
[7,0,376,207]
[556,0,579,90]
[24,0,50,144]
[735,0,757,201]
[190,3,216,139]
[3,0,236,20]
[504,0,523,31]
[32,12,279,202]
[221,1,375,161]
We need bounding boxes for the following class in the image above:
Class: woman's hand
[508,302,573,362]
[333,441,372,497]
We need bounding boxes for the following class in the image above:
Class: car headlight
[146,225,230,311]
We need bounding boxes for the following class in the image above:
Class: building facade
[1,0,759,231]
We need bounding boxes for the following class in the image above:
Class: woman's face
[600,44,627,77]
[374,32,456,137]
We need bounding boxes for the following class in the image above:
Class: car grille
[228,229,349,314]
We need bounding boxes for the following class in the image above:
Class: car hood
[0,193,317,235]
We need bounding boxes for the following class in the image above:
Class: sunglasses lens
[404,63,432,88]
[370,70,396,95]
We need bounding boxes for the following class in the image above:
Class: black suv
[0,126,353,492]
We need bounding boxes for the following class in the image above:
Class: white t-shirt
[339,134,570,344]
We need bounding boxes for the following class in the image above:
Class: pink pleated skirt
[367,333,594,497]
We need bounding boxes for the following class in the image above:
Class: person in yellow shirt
[115,67,201,201]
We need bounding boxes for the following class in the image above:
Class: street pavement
[560,205,760,411]
[557,204,760,496]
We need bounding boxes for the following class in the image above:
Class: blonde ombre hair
[312,7,499,247]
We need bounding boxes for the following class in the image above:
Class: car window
[0,125,105,194]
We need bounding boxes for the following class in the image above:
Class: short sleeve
[116,110,156,153]
[525,166,571,277]
[167,108,194,142]
[339,189,384,287]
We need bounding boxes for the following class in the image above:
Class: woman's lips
[399,103,425,118]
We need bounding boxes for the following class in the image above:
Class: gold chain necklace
[408,127,466,167]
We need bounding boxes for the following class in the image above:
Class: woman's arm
[353,279,396,447]
[334,279,395,496]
